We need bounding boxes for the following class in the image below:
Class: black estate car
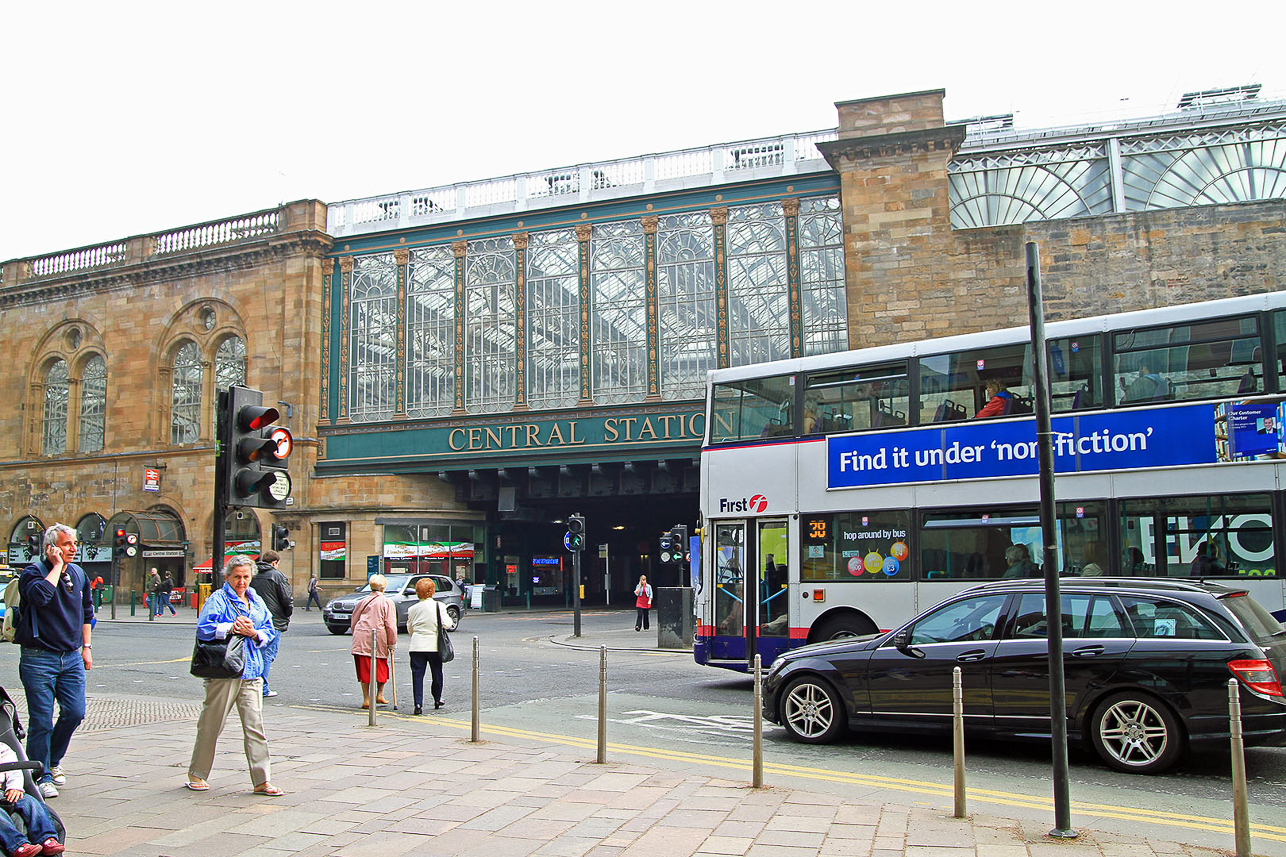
[762,578,1286,773]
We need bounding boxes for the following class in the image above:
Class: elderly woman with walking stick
[350,574,397,709]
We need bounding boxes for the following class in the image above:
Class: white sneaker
[49,766,66,786]
[38,781,58,799]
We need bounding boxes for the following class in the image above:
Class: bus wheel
[781,675,846,744]
[813,615,876,642]
[1090,691,1183,774]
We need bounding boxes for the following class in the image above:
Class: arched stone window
[78,354,107,453]
[42,360,69,455]
[171,342,202,445]
[213,335,247,425]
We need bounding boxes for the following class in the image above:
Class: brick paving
[29,691,1258,857]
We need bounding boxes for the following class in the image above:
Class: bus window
[1048,335,1102,412]
[919,344,1032,424]
[802,363,909,434]
[801,511,911,582]
[710,374,795,442]
[714,524,746,636]
[1113,316,1260,405]
[1119,494,1276,578]
[921,504,1105,579]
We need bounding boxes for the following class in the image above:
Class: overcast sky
[3,1,1283,262]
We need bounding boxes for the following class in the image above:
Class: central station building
[2,87,1283,606]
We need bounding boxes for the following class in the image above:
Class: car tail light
[1228,659,1284,697]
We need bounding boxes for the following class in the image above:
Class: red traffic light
[237,405,280,433]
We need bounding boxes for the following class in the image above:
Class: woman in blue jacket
[185,556,282,796]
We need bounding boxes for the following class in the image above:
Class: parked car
[323,574,464,635]
[763,578,1286,774]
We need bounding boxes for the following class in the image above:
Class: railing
[5,207,286,286]
[328,129,838,235]
[29,242,129,278]
[152,210,279,255]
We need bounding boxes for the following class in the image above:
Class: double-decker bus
[695,291,1286,672]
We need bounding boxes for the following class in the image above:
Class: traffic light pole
[212,390,230,581]
[573,547,582,638]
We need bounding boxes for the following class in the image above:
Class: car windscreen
[1220,592,1286,643]
[356,575,411,593]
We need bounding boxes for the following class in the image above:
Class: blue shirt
[196,583,276,680]
[17,560,93,653]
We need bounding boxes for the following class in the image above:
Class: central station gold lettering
[445,413,704,452]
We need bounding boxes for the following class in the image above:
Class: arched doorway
[105,510,187,602]
[7,515,45,568]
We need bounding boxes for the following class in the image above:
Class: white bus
[695,291,1286,672]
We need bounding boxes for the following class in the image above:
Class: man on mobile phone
[16,524,93,799]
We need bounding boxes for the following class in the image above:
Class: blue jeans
[0,794,58,851]
[18,648,86,783]
[260,634,280,695]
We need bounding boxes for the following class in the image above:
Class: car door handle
[1070,646,1105,658]
[956,649,988,662]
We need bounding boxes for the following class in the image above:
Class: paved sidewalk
[39,692,1251,857]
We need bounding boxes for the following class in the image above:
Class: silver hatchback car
[323,573,464,635]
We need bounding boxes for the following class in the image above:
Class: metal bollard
[1229,679,1251,857]
[130,590,136,616]
[367,629,378,727]
[752,654,764,789]
[597,645,607,763]
[470,636,480,742]
[953,666,966,818]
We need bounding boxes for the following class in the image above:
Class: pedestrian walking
[248,551,292,699]
[160,572,177,616]
[147,567,162,617]
[186,555,282,796]
[349,574,395,709]
[15,524,93,799]
[88,574,104,613]
[406,578,455,714]
[304,574,322,611]
[634,574,653,631]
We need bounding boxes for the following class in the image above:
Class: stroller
[0,688,66,848]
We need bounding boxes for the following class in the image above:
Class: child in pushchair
[0,689,65,857]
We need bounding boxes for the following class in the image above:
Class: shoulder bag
[190,597,249,679]
[436,602,454,663]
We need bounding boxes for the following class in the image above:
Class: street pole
[1027,241,1077,840]
[211,389,229,585]
[573,544,582,638]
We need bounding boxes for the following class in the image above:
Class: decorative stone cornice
[817,124,968,169]
[393,248,410,266]
[709,207,728,226]
[782,198,800,217]
[452,240,468,258]
[641,215,658,235]
[338,255,355,273]
[512,232,529,251]
[0,232,333,311]
[574,224,593,242]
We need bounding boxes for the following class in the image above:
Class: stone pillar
[394,248,409,418]
[451,241,468,415]
[641,215,661,401]
[782,198,803,358]
[710,207,730,369]
[512,233,529,412]
[575,224,593,406]
[819,90,967,349]
[336,256,354,424]
[320,261,334,425]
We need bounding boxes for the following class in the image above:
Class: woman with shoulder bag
[350,574,396,709]
[186,556,282,796]
[406,578,456,714]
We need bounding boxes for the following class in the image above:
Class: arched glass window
[78,354,106,453]
[727,202,790,367]
[658,213,716,400]
[591,222,647,404]
[349,254,398,422]
[406,247,456,418]
[526,230,580,410]
[213,335,247,426]
[42,360,69,455]
[798,196,848,356]
[465,237,517,414]
[171,342,202,444]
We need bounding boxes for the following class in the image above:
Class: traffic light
[565,514,585,553]
[113,527,138,559]
[223,385,293,509]
[659,530,675,564]
[25,534,39,561]
[671,525,689,565]
[272,524,290,552]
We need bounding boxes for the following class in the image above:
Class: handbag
[436,602,454,663]
[190,596,249,679]
[190,633,247,678]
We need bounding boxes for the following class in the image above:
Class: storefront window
[319,522,347,579]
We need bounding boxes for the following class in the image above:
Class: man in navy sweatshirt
[16,524,93,799]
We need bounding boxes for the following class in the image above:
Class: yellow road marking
[288,702,1285,844]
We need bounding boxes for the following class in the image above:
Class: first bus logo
[719,494,769,513]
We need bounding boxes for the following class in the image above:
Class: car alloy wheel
[1091,691,1182,774]
[447,605,461,623]
[781,676,845,744]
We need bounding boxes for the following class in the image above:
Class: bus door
[710,518,791,667]
[752,519,791,666]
